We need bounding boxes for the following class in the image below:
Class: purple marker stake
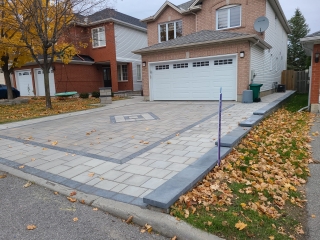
[218,87,222,166]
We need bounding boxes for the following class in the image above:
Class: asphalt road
[0,172,169,240]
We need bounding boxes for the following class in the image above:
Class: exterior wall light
[240,51,245,58]
[315,53,320,63]
[142,61,146,67]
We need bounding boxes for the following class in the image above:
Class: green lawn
[284,93,308,112]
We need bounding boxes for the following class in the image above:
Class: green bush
[92,91,100,98]
[79,93,89,99]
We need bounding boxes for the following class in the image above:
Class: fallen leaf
[86,132,91,135]
[51,141,58,146]
[269,236,275,240]
[93,208,98,211]
[140,229,146,233]
[42,148,47,151]
[88,172,95,177]
[54,192,59,195]
[207,221,212,226]
[80,199,85,204]
[72,154,76,156]
[67,197,77,203]
[167,141,172,144]
[70,191,77,196]
[171,236,177,240]
[235,221,247,231]
[26,225,36,230]
[31,158,36,161]
[0,174,7,179]
[222,221,229,226]
[19,165,25,169]
[23,181,32,188]
[184,209,189,218]
[176,133,180,136]
[73,217,78,222]
[125,215,133,224]
[145,224,152,233]
[311,214,316,218]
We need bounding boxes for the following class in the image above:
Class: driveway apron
[0,93,292,207]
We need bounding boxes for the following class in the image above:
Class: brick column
[310,44,320,112]
[110,61,118,93]
[128,62,133,91]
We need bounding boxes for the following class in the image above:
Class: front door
[103,67,112,87]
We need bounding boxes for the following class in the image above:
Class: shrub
[79,93,89,99]
[92,91,100,98]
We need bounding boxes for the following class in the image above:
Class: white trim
[148,53,238,101]
[158,20,182,43]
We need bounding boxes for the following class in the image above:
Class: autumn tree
[287,8,310,71]
[0,0,107,108]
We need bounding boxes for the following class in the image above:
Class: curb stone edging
[0,163,223,240]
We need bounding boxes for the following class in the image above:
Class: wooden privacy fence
[281,70,309,93]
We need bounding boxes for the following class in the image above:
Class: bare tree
[0,0,110,108]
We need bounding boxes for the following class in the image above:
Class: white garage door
[150,56,237,100]
[34,68,56,96]
[15,70,34,96]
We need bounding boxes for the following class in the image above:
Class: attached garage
[15,70,34,96]
[149,55,237,101]
[34,68,56,96]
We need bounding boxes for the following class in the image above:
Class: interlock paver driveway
[0,93,288,206]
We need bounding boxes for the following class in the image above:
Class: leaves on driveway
[26,225,36,230]
[0,174,7,179]
[23,181,32,188]
[67,197,77,203]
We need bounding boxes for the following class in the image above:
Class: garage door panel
[35,69,56,96]
[15,70,34,96]
[151,56,236,101]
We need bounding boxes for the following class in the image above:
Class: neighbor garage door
[34,68,56,96]
[150,56,237,100]
[15,70,34,96]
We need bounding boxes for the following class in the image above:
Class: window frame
[117,64,128,82]
[158,20,182,43]
[216,5,241,30]
[137,64,142,82]
[91,26,106,48]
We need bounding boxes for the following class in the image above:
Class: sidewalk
[306,114,320,240]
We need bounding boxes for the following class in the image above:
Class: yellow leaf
[240,203,247,209]
[51,141,58,146]
[73,217,78,222]
[145,224,152,233]
[27,225,36,230]
[235,221,247,231]
[67,197,77,203]
[19,165,24,169]
[42,148,48,151]
[269,236,275,240]
[23,181,32,188]
[54,192,59,195]
[125,215,133,224]
[184,209,189,218]
[171,236,177,240]
[311,214,316,218]
[92,208,98,211]
[88,172,95,177]
[0,174,7,179]
[207,221,212,226]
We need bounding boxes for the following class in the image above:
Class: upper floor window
[92,27,106,48]
[158,20,182,43]
[216,5,241,30]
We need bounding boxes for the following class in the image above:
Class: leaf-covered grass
[171,107,313,240]
[284,93,308,112]
[0,97,100,124]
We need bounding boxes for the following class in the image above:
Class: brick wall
[146,0,266,46]
[141,41,251,97]
[310,44,320,105]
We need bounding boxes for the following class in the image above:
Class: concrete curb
[0,162,223,240]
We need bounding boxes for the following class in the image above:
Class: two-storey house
[12,8,147,97]
[133,0,290,101]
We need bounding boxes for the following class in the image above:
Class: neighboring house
[12,8,147,97]
[301,31,320,113]
[133,0,290,101]
[0,72,4,84]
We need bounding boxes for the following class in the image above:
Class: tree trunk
[3,70,13,99]
[43,67,52,109]
[1,55,13,99]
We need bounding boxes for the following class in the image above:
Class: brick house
[12,8,147,97]
[301,31,320,113]
[133,0,290,101]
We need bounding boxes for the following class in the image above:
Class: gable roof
[133,30,271,54]
[142,0,290,33]
[306,31,320,38]
[77,8,147,32]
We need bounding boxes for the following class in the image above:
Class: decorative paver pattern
[0,92,292,207]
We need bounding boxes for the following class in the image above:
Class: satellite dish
[254,16,269,34]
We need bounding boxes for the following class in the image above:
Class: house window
[216,5,241,30]
[193,61,209,67]
[158,20,182,42]
[137,64,142,81]
[92,27,106,48]
[117,64,128,81]
[155,65,169,70]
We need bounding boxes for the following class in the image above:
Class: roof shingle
[136,30,251,52]
[306,31,320,38]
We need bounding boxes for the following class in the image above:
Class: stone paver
[0,92,294,207]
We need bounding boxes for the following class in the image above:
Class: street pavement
[0,171,169,240]
[0,93,290,207]
[306,114,320,240]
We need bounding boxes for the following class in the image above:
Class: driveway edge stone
[0,162,223,240]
